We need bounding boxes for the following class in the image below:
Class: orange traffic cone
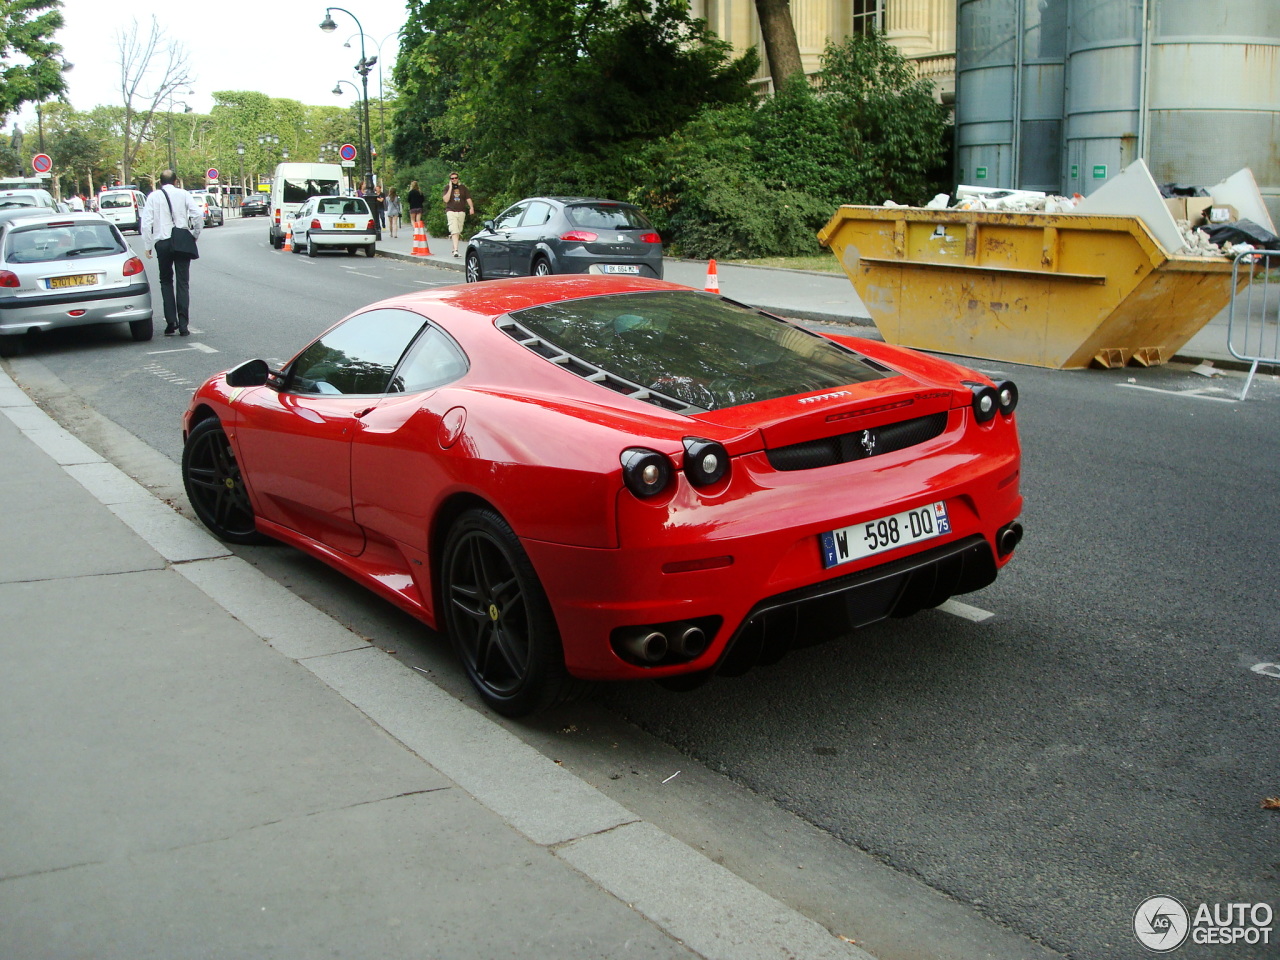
[704,258,720,294]
[412,219,432,257]
[282,223,293,253]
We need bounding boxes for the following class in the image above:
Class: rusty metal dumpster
[817,206,1246,369]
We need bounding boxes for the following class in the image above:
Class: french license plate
[819,501,951,568]
[334,222,354,229]
[49,274,98,289]
[602,264,640,274]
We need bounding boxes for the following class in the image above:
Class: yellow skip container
[817,206,1245,369]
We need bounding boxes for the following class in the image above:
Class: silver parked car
[465,196,663,282]
[0,211,153,355]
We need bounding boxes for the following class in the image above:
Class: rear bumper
[0,282,152,333]
[308,230,376,247]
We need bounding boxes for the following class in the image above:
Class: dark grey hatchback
[465,197,663,283]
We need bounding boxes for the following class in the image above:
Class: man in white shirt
[140,170,203,336]
[67,194,85,212]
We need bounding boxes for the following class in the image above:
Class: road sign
[32,154,52,174]
[339,143,357,162]
[207,167,220,181]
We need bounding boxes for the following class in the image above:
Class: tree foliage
[0,0,67,125]
[391,0,757,209]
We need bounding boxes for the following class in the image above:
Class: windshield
[282,178,342,205]
[5,221,126,264]
[509,291,893,411]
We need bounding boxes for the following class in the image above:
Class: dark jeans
[156,244,192,332]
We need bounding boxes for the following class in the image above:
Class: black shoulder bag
[157,187,200,259]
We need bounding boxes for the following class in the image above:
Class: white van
[97,187,147,234]
[267,163,346,249]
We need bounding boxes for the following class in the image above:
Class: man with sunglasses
[442,172,474,257]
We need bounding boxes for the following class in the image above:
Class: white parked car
[96,187,147,234]
[0,211,153,355]
[288,195,376,258]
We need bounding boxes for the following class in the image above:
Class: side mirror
[225,358,271,388]
[483,220,495,232]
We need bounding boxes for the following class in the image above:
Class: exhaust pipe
[997,522,1024,557]
[671,624,708,659]
[619,628,669,663]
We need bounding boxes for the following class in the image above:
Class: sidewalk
[0,367,871,959]
[373,224,1244,368]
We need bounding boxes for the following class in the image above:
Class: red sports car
[182,276,1023,715]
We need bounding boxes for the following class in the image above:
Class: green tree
[391,0,756,207]
[0,0,67,125]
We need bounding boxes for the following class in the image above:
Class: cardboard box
[1164,197,1214,224]
[1206,204,1237,224]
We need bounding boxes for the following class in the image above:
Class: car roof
[1,211,117,229]
[534,197,639,207]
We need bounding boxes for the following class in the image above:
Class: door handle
[355,406,376,418]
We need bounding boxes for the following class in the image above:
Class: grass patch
[721,254,845,274]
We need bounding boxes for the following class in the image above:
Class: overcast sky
[16,0,407,128]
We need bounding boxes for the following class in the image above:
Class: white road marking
[937,598,995,622]
[345,271,380,278]
[146,342,218,355]
[1116,383,1236,403]
[1251,663,1280,679]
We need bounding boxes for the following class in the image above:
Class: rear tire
[532,257,552,277]
[129,317,153,342]
[441,507,584,716]
[0,334,27,357]
[306,234,317,257]
[365,244,376,258]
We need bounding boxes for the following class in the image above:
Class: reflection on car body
[182,276,1023,716]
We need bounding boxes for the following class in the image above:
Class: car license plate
[819,501,951,568]
[335,222,354,229]
[49,274,98,289]
[603,264,640,274]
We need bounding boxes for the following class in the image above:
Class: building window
[852,0,884,35]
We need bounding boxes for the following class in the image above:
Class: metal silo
[955,0,1068,192]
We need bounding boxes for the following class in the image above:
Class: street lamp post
[167,93,192,174]
[319,8,375,192]
[344,30,398,183]
[332,81,365,198]
[236,142,245,208]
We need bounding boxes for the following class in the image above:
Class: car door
[476,202,528,277]
[506,200,554,275]
[350,323,470,612]
[291,200,312,244]
[231,308,429,556]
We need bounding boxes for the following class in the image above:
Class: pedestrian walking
[361,181,383,241]
[443,172,474,257]
[385,188,402,238]
[406,180,424,225]
[141,170,203,337]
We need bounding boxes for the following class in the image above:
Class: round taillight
[122,256,145,277]
[969,384,999,423]
[560,230,598,243]
[682,437,729,486]
[0,270,20,288]
[620,447,672,498]
[996,380,1019,415]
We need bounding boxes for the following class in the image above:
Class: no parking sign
[339,144,357,162]
[32,153,52,173]
[206,167,219,182]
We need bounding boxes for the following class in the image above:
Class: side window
[286,308,427,396]
[493,203,527,231]
[519,201,553,228]
[389,324,469,394]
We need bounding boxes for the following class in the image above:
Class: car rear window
[99,194,135,209]
[509,291,893,411]
[317,198,368,216]
[5,221,126,264]
[0,198,37,210]
[282,178,342,205]
[566,203,652,230]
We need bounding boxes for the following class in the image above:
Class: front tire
[465,251,482,283]
[441,507,580,716]
[182,418,269,545]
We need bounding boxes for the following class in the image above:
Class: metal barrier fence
[1227,250,1280,400]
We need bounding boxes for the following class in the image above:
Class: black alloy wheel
[441,508,579,716]
[532,257,552,277]
[465,251,482,283]
[182,418,268,545]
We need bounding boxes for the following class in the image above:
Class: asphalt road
[8,216,1280,960]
